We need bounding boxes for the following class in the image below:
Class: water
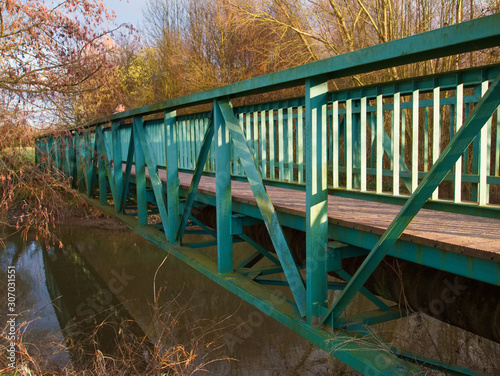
[1,222,499,375]
[1,223,348,375]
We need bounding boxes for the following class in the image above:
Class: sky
[102,0,149,29]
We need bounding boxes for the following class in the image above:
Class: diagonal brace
[323,72,500,324]
[176,112,214,244]
[217,99,307,317]
[96,125,117,201]
[134,117,170,238]
[119,130,135,213]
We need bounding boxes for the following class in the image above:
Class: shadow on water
[42,244,154,372]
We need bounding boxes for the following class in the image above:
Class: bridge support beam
[214,100,233,274]
[165,110,180,244]
[133,116,148,226]
[112,121,123,213]
[305,77,329,325]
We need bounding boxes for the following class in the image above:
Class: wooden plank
[175,172,500,260]
[126,165,500,261]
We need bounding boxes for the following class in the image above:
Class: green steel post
[54,137,60,171]
[69,135,77,186]
[165,110,180,244]
[214,100,233,274]
[83,134,91,195]
[97,126,108,206]
[76,133,85,192]
[133,116,148,226]
[47,137,52,172]
[112,121,124,212]
[86,134,97,198]
[305,77,329,325]
[34,139,39,165]
[325,72,500,323]
[218,99,307,317]
[64,136,70,177]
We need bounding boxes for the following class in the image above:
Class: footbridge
[36,14,500,375]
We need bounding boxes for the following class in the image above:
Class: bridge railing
[40,64,500,209]
[36,14,500,211]
[34,13,500,374]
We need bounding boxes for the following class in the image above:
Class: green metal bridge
[36,14,500,375]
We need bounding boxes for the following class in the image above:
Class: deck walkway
[143,170,500,262]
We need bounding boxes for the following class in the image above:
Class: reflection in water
[1,234,70,370]
[2,223,499,375]
[52,224,345,375]
[42,244,154,372]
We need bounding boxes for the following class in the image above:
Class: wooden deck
[134,167,500,262]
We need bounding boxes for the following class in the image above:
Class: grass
[0,294,233,375]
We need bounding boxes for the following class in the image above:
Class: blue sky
[102,0,149,28]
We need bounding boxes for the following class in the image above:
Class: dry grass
[0,294,233,376]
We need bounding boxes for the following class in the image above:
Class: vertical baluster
[182,119,189,168]
[368,113,374,170]
[332,99,339,188]
[261,110,267,178]
[201,115,206,160]
[360,97,367,191]
[346,98,353,190]
[181,120,187,169]
[412,87,420,193]
[454,80,464,203]
[211,116,216,171]
[236,114,246,176]
[287,106,294,182]
[199,117,204,170]
[432,83,441,200]
[244,112,251,174]
[424,107,429,172]
[393,91,401,196]
[253,111,259,163]
[278,108,284,180]
[269,110,276,180]
[376,93,384,193]
[297,106,304,183]
[190,118,196,169]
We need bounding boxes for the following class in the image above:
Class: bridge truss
[36,14,500,375]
